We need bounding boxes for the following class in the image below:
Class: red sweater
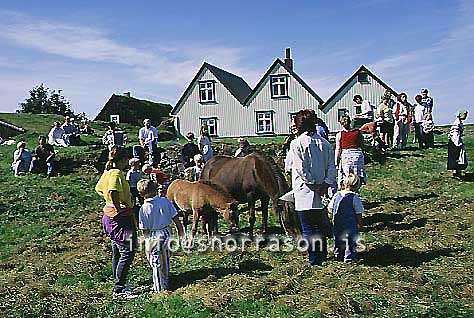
[341,130,361,149]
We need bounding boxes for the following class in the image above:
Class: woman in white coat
[198,125,214,162]
[285,109,336,266]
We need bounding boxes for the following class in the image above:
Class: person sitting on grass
[328,173,364,263]
[137,179,185,294]
[48,121,67,147]
[12,141,33,176]
[29,135,55,177]
[126,158,142,206]
[62,116,80,146]
[79,119,94,135]
[102,122,128,150]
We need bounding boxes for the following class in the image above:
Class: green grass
[0,113,473,317]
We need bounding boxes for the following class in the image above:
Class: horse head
[276,200,301,237]
[217,201,239,227]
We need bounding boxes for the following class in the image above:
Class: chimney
[124,92,131,98]
[284,47,293,71]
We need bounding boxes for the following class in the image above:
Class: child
[127,158,142,205]
[184,154,204,181]
[328,173,364,262]
[142,164,171,196]
[137,179,185,293]
[423,112,435,148]
[413,95,426,149]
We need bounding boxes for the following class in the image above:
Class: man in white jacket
[285,109,336,266]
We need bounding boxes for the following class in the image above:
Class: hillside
[0,113,473,318]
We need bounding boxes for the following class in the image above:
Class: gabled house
[172,50,401,137]
[320,65,398,130]
[172,48,325,138]
[171,63,252,137]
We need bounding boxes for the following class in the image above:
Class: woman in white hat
[448,110,469,178]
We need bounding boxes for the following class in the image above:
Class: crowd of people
[5,91,469,298]
[282,88,469,267]
[9,116,94,177]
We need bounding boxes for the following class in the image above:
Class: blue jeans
[111,240,136,293]
[133,143,158,166]
[297,210,328,265]
[30,156,55,176]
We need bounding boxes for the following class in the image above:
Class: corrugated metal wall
[174,68,248,138]
[322,74,390,132]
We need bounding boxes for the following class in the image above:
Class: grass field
[0,113,473,318]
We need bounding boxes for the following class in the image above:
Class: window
[357,73,369,84]
[270,75,288,98]
[289,113,297,133]
[338,109,348,121]
[256,111,274,134]
[200,118,217,136]
[110,114,120,124]
[355,105,362,114]
[199,81,215,103]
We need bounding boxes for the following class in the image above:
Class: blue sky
[0,0,472,124]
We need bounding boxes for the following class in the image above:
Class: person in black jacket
[181,132,201,168]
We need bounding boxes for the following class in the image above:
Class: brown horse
[166,179,239,240]
[200,153,300,237]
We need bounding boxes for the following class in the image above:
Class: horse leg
[190,208,200,247]
[261,196,270,235]
[213,210,219,236]
[247,194,256,237]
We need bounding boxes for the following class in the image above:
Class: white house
[320,65,398,130]
[171,49,399,137]
[172,48,325,138]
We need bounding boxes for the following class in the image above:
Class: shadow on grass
[459,172,474,182]
[56,158,89,175]
[386,152,424,159]
[165,260,272,290]
[359,244,460,267]
[365,192,438,209]
[365,217,428,232]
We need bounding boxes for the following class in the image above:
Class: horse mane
[250,152,290,196]
[198,180,235,204]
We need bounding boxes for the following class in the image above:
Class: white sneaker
[113,290,139,299]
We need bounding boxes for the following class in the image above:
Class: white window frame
[338,109,348,121]
[199,81,216,103]
[256,111,274,134]
[200,118,218,136]
[289,112,297,133]
[110,114,120,124]
[270,75,288,98]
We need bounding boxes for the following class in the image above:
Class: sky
[0,0,472,124]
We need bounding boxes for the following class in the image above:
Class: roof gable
[244,59,324,105]
[171,63,252,115]
[321,65,398,110]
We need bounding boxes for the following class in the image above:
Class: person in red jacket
[393,92,412,149]
[335,116,366,189]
